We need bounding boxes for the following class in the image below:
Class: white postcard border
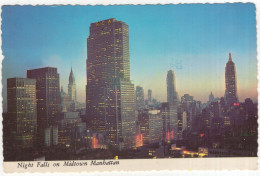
[0,0,259,175]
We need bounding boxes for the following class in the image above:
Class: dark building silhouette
[68,67,76,101]
[138,110,162,145]
[148,89,152,103]
[225,53,238,105]
[167,70,178,104]
[209,92,214,102]
[86,18,135,149]
[161,102,172,141]
[179,94,202,137]
[181,94,193,103]
[136,86,145,110]
[166,70,179,139]
[27,67,60,146]
[6,78,37,148]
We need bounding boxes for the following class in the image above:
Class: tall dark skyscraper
[225,53,238,105]
[6,78,37,148]
[68,67,76,101]
[27,67,60,146]
[166,70,179,140]
[136,86,145,110]
[86,18,136,149]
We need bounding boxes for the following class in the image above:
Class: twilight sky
[1,4,257,111]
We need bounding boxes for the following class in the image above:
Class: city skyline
[2,4,258,162]
[2,4,257,112]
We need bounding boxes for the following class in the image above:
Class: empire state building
[225,53,238,105]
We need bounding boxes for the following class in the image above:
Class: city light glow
[92,136,98,149]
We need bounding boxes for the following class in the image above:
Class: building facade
[86,18,136,149]
[161,102,172,141]
[138,110,163,145]
[225,53,238,105]
[136,86,145,110]
[7,78,37,148]
[57,111,85,146]
[27,67,61,146]
[44,125,58,147]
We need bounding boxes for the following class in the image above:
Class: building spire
[225,52,238,105]
[69,67,75,84]
[229,53,232,61]
[68,67,76,101]
[209,91,214,102]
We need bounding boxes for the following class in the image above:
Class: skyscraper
[167,70,178,104]
[136,86,145,110]
[27,67,60,146]
[86,18,136,149]
[166,70,179,140]
[148,89,152,103]
[6,78,37,148]
[225,53,238,105]
[209,92,214,102]
[68,67,76,101]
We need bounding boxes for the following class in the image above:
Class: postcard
[0,0,259,173]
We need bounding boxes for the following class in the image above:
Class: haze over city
[2,4,257,112]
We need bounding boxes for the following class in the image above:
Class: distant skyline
[1,4,257,112]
